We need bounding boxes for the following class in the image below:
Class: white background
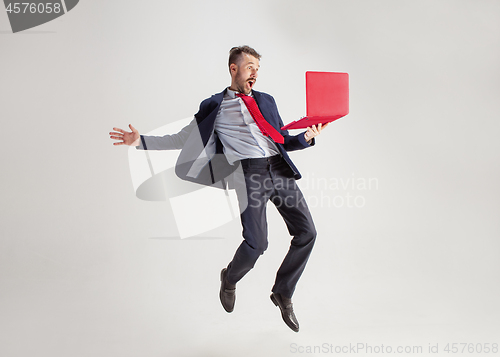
[1,0,499,356]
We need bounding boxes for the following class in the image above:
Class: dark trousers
[225,155,316,298]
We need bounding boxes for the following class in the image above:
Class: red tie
[236,93,285,144]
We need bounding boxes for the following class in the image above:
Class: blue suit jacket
[139,89,314,186]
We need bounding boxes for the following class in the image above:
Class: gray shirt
[214,88,279,164]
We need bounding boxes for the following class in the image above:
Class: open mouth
[247,79,255,88]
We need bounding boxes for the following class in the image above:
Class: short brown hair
[228,45,261,68]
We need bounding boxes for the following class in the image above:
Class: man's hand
[304,122,329,144]
[109,124,140,146]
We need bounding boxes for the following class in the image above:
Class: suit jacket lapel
[196,89,225,145]
[252,91,275,129]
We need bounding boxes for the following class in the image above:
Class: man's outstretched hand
[110,124,140,146]
[304,122,329,144]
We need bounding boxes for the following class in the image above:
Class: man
[110,46,327,332]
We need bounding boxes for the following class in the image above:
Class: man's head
[228,45,261,95]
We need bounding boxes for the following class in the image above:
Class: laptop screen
[306,71,349,118]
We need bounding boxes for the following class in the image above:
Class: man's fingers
[109,132,123,137]
[129,124,137,132]
[112,127,126,133]
[113,141,124,145]
[110,135,124,141]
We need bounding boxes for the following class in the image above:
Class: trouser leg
[269,162,317,298]
[225,156,317,296]
[225,167,272,285]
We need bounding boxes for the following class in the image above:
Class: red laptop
[281,71,349,130]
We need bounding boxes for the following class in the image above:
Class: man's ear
[229,63,237,74]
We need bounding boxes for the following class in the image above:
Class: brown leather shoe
[270,292,299,332]
[219,268,236,313]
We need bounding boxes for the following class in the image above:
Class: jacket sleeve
[135,118,197,150]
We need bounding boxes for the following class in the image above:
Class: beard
[236,77,256,94]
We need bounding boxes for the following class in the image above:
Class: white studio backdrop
[1,1,499,356]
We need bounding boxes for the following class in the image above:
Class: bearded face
[230,53,259,95]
